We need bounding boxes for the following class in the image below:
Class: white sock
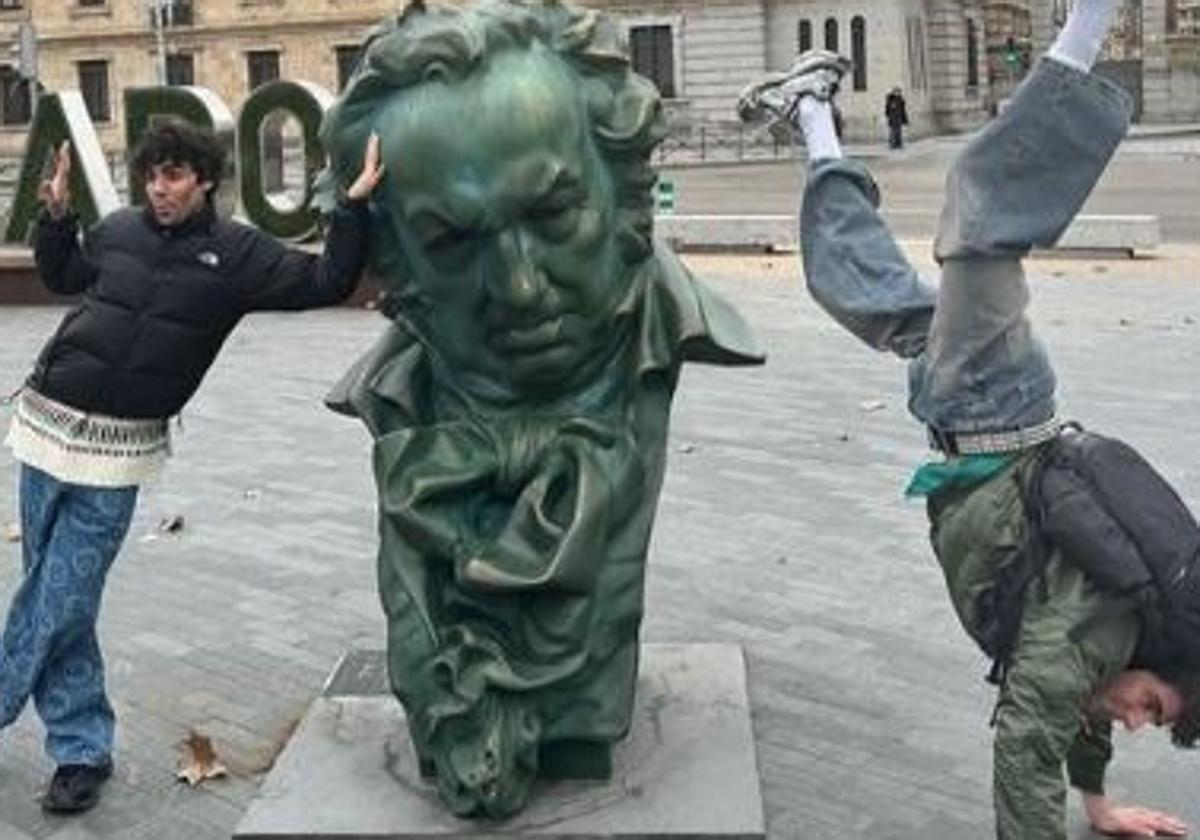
[1048,0,1121,72]
[797,97,842,161]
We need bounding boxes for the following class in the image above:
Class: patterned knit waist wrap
[4,388,171,487]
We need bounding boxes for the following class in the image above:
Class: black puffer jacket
[29,200,370,418]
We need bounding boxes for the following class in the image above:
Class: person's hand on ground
[1084,793,1188,837]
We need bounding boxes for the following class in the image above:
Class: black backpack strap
[982,440,1060,688]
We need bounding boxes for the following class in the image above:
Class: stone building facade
[0,0,1195,168]
[539,0,995,144]
[1029,0,1199,122]
[0,0,395,160]
[0,0,996,165]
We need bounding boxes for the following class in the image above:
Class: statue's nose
[489,230,545,311]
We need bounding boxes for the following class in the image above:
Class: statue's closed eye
[526,185,587,241]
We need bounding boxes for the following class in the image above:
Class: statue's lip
[490,316,565,354]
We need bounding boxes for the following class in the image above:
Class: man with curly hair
[1,119,382,814]
[320,0,762,818]
[737,0,1200,837]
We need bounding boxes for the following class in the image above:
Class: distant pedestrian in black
[885,87,908,149]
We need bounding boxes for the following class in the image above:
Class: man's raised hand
[37,141,73,219]
[346,133,384,201]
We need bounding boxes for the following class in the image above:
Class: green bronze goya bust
[320,0,764,818]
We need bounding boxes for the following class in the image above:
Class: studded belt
[928,417,1064,456]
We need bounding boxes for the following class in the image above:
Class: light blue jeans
[0,464,137,767]
[801,59,1132,436]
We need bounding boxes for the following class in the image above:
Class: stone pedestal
[233,643,765,839]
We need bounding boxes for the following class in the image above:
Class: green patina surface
[236,80,333,241]
[321,0,764,819]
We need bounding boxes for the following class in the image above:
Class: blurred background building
[0,0,1196,178]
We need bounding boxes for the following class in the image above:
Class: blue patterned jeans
[0,464,138,766]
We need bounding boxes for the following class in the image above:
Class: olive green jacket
[927,448,1141,840]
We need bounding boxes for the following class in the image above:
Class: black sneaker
[41,761,113,814]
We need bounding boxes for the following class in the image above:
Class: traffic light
[1004,36,1021,67]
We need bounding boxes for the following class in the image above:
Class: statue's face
[377,47,632,402]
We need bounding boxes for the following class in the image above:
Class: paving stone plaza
[2,240,1200,838]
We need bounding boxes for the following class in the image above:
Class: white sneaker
[737,50,853,125]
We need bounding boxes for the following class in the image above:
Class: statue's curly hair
[1170,672,1200,748]
[315,0,666,292]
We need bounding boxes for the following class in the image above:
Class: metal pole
[152,0,168,85]
[15,19,39,119]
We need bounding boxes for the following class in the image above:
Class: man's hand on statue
[1084,793,1188,837]
[37,141,72,219]
[346,133,384,201]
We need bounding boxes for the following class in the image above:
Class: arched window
[798,19,813,52]
[851,16,867,91]
[966,18,979,89]
[824,17,839,52]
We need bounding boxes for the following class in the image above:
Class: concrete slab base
[232,643,765,839]
[1056,213,1162,254]
[651,213,1162,256]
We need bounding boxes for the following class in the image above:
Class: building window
[149,0,193,27]
[966,18,980,89]
[335,45,363,91]
[851,16,867,91]
[166,53,194,86]
[78,0,106,6]
[0,0,25,10]
[1176,0,1200,34]
[1,65,31,125]
[1104,0,1143,59]
[798,19,812,52]
[248,50,283,190]
[824,17,839,52]
[1053,0,1071,27]
[629,25,675,99]
[78,60,110,122]
[906,15,928,90]
[247,49,280,91]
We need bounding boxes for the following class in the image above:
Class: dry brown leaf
[2,522,20,543]
[177,730,228,787]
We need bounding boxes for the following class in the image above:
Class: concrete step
[653,213,1162,256]
[0,213,1163,259]
[1055,214,1162,254]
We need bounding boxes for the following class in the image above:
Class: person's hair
[1170,672,1200,748]
[316,0,666,288]
[130,118,225,197]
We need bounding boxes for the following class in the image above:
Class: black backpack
[980,428,1200,683]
